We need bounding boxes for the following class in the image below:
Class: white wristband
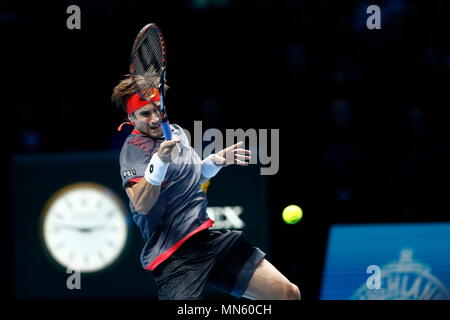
[201,154,222,179]
[144,153,169,186]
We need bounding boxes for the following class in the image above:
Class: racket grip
[161,121,172,140]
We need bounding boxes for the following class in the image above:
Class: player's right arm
[124,139,180,215]
[125,180,161,215]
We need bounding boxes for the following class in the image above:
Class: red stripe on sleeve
[126,177,142,186]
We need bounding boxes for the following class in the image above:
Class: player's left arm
[199,141,251,184]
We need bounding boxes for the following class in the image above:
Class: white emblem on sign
[352,249,450,300]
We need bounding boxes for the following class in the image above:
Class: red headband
[126,88,160,114]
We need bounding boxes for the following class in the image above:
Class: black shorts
[151,229,266,300]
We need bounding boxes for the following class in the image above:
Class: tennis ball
[282,205,303,224]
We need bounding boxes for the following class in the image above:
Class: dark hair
[111,73,169,113]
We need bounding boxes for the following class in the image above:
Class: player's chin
[148,127,163,138]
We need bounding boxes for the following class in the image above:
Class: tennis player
[112,76,300,300]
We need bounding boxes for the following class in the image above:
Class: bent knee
[286,283,301,300]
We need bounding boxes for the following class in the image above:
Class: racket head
[129,23,167,109]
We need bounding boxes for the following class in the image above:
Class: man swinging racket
[111,23,300,300]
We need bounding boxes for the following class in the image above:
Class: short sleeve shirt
[119,124,214,270]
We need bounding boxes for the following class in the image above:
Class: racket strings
[136,34,163,71]
[132,30,165,98]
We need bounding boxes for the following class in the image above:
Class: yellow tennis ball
[282,205,303,224]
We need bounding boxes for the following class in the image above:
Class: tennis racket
[130,23,172,140]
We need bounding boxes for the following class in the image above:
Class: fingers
[232,141,244,149]
[235,154,251,161]
[214,142,253,166]
[233,148,251,163]
[233,148,251,155]
[223,144,252,165]
[224,144,251,156]
[167,139,181,145]
[234,159,249,166]
[217,156,249,166]
[161,139,180,149]
[226,153,251,165]
[234,152,251,165]
[224,141,244,152]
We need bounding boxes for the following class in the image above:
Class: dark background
[1,0,450,300]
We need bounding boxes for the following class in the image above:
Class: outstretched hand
[212,141,252,167]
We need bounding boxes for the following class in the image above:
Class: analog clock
[41,182,129,273]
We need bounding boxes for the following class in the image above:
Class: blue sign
[321,222,450,300]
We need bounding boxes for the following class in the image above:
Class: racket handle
[161,121,172,140]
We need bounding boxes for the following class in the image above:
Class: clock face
[41,182,128,273]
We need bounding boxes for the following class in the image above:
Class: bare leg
[242,259,301,300]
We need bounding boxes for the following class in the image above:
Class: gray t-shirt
[119,124,213,270]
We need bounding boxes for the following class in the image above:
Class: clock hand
[88,225,120,234]
[75,225,108,233]
[78,225,112,233]
[54,224,83,231]
[54,224,97,233]
[54,224,114,233]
